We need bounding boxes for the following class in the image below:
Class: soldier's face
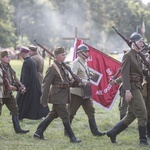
[56,53,66,62]
[135,39,144,49]
[1,55,11,64]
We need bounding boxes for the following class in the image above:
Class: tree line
[0,0,150,53]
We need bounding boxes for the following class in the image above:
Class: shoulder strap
[53,62,64,82]
[78,60,90,79]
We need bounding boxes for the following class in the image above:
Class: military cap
[28,45,38,51]
[18,46,30,53]
[54,47,65,56]
[0,50,10,58]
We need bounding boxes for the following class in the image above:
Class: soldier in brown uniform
[0,67,3,116]
[28,45,44,85]
[142,51,150,138]
[106,33,149,146]
[68,44,104,136]
[33,47,81,143]
[0,51,29,134]
[0,66,3,138]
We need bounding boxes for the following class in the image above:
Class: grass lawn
[0,59,149,150]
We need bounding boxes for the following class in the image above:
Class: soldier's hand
[125,90,133,103]
[40,100,48,107]
[10,85,17,91]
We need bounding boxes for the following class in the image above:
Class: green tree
[0,0,16,48]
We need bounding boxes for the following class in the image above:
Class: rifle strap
[53,62,64,82]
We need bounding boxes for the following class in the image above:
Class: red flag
[74,39,121,110]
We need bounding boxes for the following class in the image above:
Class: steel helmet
[129,32,142,42]
[76,44,89,53]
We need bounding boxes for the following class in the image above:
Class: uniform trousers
[123,89,147,126]
[46,104,70,123]
[69,94,95,120]
[1,96,18,115]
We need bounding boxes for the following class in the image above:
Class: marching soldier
[28,45,44,85]
[0,50,29,134]
[33,47,81,143]
[67,44,105,136]
[105,32,150,146]
[142,51,150,138]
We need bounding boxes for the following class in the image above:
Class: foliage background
[0,0,150,54]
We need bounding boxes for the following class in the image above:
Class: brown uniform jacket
[0,68,3,98]
[121,49,143,91]
[40,61,71,106]
[31,54,44,85]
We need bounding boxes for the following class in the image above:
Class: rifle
[112,26,132,48]
[112,26,150,70]
[34,40,83,86]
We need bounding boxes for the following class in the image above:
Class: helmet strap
[133,41,140,50]
[81,52,88,58]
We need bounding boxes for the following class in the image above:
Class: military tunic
[121,49,147,126]
[0,67,3,115]
[31,54,44,85]
[0,62,18,115]
[40,60,71,123]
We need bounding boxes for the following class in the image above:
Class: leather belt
[52,84,70,88]
[130,75,143,83]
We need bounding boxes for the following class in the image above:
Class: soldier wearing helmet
[129,32,143,42]
[66,44,105,137]
[105,32,150,146]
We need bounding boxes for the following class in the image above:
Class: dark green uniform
[1,62,19,115]
[143,63,150,137]
[122,49,147,127]
[0,59,29,134]
[106,49,148,145]
[34,47,81,143]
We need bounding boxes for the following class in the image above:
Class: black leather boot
[147,123,150,138]
[106,121,128,143]
[63,122,81,143]
[64,118,73,137]
[120,114,126,120]
[12,115,29,134]
[89,118,105,136]
[33,116,53,140]
[139,126,150,146]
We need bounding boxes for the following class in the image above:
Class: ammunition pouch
[81,84,92,99]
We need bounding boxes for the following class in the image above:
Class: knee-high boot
[147,123,150,138]
[106,121,128,143]
[64,118,73,136]
[138,126,150,146]
[63,122,81,143]
[34,116,54,140]
[12,115,29,134]
[89,118,105,136]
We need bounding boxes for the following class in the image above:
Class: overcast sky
[141,0,149,4]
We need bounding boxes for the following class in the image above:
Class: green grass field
[0,59,149,150]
